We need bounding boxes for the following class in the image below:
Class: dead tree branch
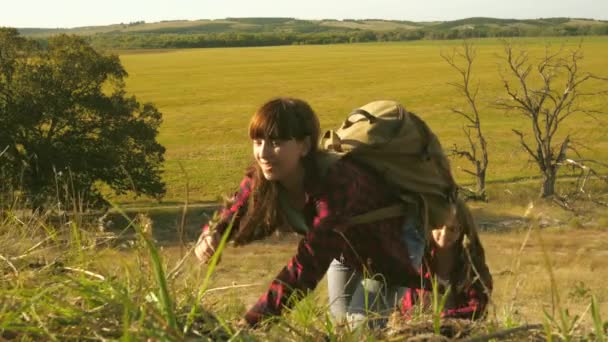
[442,40,489,201]
[498,42,608,198]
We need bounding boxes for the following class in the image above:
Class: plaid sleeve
[400,267,492,320]
[244,226,344,325]
[442,272,492,320]
[202,176,252,238]
[441,287,488,320]
[400,268,431,318]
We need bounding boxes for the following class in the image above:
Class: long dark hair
[426,199,492,295]
[451,199,492,294]
[232,97,321,245]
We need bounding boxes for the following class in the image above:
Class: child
[401,199,492,320]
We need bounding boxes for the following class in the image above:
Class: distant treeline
[85,31,425,49]
[24,18,608,50]
[90,27,608,50]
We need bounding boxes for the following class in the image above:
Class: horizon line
[10,15,608,30]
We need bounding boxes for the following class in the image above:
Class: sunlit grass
[114,37,608,204]
[2,37,607,340]
[1,201,607,340]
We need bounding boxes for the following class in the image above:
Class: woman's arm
[243,223,343,326]
[195,176,252,263]
[443,263,493,319]
[400,268,493,320]
[441,284,490,319]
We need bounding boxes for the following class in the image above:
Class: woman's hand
[234,318,249,330]
[194,230,220,264]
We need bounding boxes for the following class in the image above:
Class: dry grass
[2,200,607,340]
[485,228,608,322]
[184,226,607,326]
[136,196,606,338]
[89,197,608,331]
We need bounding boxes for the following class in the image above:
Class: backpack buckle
[322,130,343,152]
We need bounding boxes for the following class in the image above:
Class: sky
[2,0,607,28]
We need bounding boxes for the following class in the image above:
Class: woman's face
[253,138,309,183]
[431,211,461,249]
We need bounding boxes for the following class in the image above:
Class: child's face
[431,211,461,249]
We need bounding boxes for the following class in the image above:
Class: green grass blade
[592,296,606,342]
[183,214,236,334]
[109,202,179,336]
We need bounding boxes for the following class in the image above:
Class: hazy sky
[2,0,607,28]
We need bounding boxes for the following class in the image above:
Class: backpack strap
[343,190,424,227]
[344,108,377,128]
[344,203,407,227]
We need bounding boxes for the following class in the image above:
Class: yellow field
[116,37,608,204]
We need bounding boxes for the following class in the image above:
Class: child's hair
[232,97,321,244]
[431,198,492,293]
[426,200,452,231]
[427,198,492,291]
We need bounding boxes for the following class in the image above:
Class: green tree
[0,28,165,209]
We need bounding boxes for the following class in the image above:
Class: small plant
[430,275,451,336]
[537,227,589,341]
[597,216,608,230]
[591,295,606,342]
[279,291,329,340]
[568,217,584,230]
[112,207,180,338]
[568,281,591,301]
[183,214,236,335]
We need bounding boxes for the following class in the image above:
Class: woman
[195,97,427,327]
[401,199,493,320]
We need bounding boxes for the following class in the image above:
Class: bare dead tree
[497,42,608,198]
[559,159,608,207]
[442,41,489,201]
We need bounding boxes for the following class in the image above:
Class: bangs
[248,103,302,140]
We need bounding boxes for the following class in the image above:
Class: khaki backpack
[318,100,459,237]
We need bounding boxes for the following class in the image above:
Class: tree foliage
[80,23,608,50]
[0,28,165,209]
[75,21,608,50]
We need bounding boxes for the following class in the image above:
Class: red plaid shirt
[400,248,492,320]
[203,158,422,326]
